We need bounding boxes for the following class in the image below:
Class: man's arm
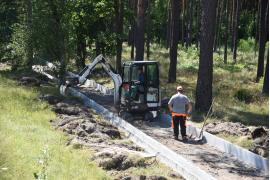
[186,102,192,114]
[168,97,173,112]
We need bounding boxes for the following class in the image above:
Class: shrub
[238,38,255,52]
[234,89,254,103]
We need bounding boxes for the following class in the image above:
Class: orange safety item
[171,112,187,128]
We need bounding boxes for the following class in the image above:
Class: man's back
[168,93,189,114]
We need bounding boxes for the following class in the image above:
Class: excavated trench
[30,64,268,179]
[79,86,268,180]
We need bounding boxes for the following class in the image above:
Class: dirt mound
[53,101,91,116]
[204,121,250,136]
[249,127,269,157]
[38,94,62,105]
[92,150,148,171]
[19,76,40,86]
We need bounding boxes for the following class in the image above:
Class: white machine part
[76,54,122,105]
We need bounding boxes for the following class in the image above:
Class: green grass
[0,73,110,180]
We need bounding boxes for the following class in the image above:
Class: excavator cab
[120,61,161,120]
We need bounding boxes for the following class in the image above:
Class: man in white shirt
[168,86,192,141]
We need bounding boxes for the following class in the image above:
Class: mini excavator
[70,54,161,121]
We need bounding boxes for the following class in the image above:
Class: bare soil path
[79,87,268,180]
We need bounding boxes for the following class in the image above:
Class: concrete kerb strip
[162,114,269,175]
[32,65,269,175]
[67,87,216,180]
[76,78,269,174]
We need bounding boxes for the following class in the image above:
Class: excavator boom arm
[77,55,122,105]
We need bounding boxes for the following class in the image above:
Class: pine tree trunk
[229,0,234,52]
[166,0,171,49]
[256,0,268,81]
[232,0,240,63]
[129,0,137,60]
[216,0,224,53]
[186,0,193,47]
[76,30,86,69]
[135,0,147,61]
[168,0,180,83]
[195,0,218,112]
[262,50,269,94]
[115,0,124,73]
[255,1,260,54]
[181,0,185,46]
[195,0,200,48]
[254,1,259,56]
[213,0,220,52]
[146,0,151,60]
[224,0,229,64]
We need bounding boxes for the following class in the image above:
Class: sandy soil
[79,86,268,180]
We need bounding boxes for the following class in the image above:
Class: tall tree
[181,0,186,46]
[166,0,171,49]
[232,0,240,63]
[146,0,151,59]
[262,50,269,94]
[168,0,180,83]
[115,0,124,73]
[213,0,221,52]
[135,0,147,61]
[128,0,137,60]
[195,0,218,112]
[186,0,193,47]
[76,29,86,69]
[256,0,268,81]
[223,0,229,64]
[195,0,201,48]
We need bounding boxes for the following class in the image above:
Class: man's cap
[177,86,183,91]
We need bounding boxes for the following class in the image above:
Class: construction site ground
[79,86,268,180]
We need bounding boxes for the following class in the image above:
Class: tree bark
[115,0,124,73]
[213,0,221,52]
[229,0,234,52]
[195,0,218,112]
[224,0,229,64]
[146,0,151,60]
[129,0,137,60]
[195,0,201,48]
[232,0,240,63]
[181,0,186,46]
[76,30,86,69]
[166,0,171,49]
[262,50,269,94]
[168,0,180,83]
[256,0,268,81]
[186,0,193,47]
[135,0,147,61]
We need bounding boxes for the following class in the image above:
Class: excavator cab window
[147,64,159,87]
[122,66,130,83]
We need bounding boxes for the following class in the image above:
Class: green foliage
[0,0,18,61]
[8,23,29,66]
[238,38,255,52]
[234,89,254,103]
